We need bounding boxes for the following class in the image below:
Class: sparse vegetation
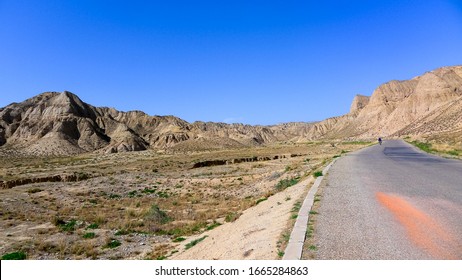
[185,236,208,250]
[410,140,434,153]
[275,177,300,191]
[0,141,370,259]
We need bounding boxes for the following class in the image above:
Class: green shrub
[141,187,156,194]
[87,223,99,229]
[83,232,96,239]
[313,171,323,178]
[256,197,268,205]
[54,218,77,232]
[2,251,26,260]
[104,239,121,249]
[173,237,186,243]
[146,204,171,224]
[410,141,433,153]
[275,177,300,191]
[185,236,208,250]
[291,201,302,212]
[206,221,222,231]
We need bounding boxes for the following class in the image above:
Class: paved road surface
[315,140,462,259]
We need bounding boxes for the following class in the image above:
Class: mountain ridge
[1,65,461,155]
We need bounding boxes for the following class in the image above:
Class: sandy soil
[172,177,314,260]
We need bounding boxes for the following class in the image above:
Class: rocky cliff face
[350,95,370,113]
[304,65,462,141]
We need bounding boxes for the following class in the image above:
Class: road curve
[314,140,462,259]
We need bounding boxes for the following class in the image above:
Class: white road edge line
[282,158,337,260]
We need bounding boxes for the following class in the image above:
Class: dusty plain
[0,141,370,260]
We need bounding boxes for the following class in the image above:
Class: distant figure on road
[378,137,382,145]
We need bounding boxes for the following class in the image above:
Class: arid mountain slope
[1,65,461,155]
[304,65,462,141]
[0,91,314,155]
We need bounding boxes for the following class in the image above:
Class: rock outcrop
[303,65,462,141]
[350,95,370,113]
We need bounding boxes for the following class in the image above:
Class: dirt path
[172,177,314,260]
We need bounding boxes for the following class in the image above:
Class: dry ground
[0,141,370,260]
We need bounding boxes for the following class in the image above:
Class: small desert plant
[173,237,186,243]
[146,204,171,224]
[206,221,222,231]
[313,171,323,178]
[54,218,77,232]
[83,232,96,239]
[185,236,208,250]
[225,212,240,223]
[86,223,99,229]
[103,239,121,249]
[141,187,156,194]
[275,177,300,191]
[255,197,268,205]
[2,251,26,260]
[291,201,302,212]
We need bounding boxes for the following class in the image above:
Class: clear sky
[1,0,461,125]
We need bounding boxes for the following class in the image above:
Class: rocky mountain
[0,91,314,155]
[1,65,461,155]
[302,65,462,142]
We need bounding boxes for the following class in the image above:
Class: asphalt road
[315,140,462,259]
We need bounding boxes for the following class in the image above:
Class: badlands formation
[1,66,461,156]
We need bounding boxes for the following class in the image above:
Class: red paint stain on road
[376,192,458,259]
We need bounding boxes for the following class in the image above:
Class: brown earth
[0,141,369,259]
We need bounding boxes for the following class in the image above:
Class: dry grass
[0,141,370,259]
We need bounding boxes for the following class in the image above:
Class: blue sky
[1,1,461,125]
